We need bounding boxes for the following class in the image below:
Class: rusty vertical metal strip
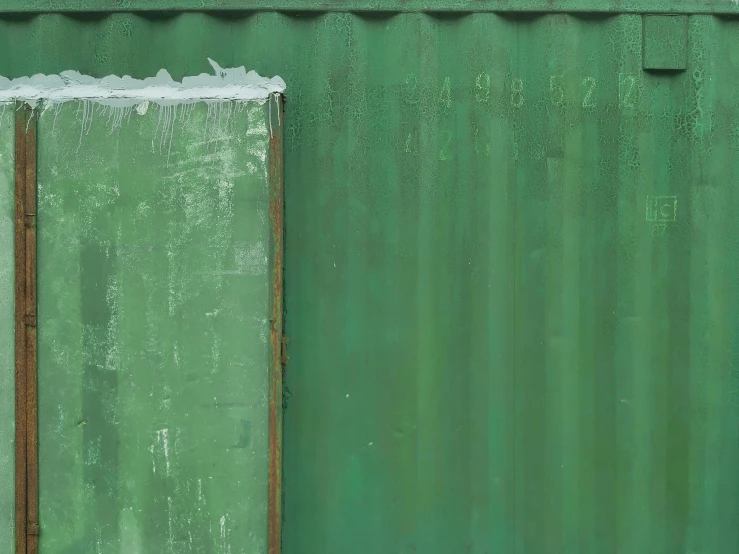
[24,107,38,554]
[14,102,37,554]
[267,93,285,554]
[14,102,28,554]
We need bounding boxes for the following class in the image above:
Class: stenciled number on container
[511,78,524,108]
[549,75,564,106]
[405,74,419,106]
[475,73,491,104]
[582,77,596,108]
[646,195,677,237]
[405,131,417,154]
[440,77,451,113]
[403,74,648,112]
[439,129,453,161]
[652,223,668,237]
[619,73,638,108]
[474,126,491,156]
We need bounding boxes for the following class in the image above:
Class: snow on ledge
[0,58,285,107]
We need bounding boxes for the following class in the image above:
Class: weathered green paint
[643,15,689,71]
[0,105,15,550]
[36,100,274,552]
[2,0,739,15]
[275,13,738,554]
[1,10,739,554]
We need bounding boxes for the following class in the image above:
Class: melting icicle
[216,101,224,144]
[51,102,62,137]
[76,100,95,153]
[152,103,163,154]
[103,105,128,134]
[158,104,168,154]
[203,101,213,145]
[226,102,234,134]
[166,103,178,165]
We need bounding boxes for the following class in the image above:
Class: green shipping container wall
[2,5,739,554]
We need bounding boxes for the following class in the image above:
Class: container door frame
[13,96,285,554]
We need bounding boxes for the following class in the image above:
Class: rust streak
[24,108,39,554]
[267,94,285,554]
[14,101,28,554]
[15,103,38,554]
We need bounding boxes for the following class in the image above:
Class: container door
[28,98,281,552]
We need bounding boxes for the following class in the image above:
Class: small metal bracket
[643,15,689,71]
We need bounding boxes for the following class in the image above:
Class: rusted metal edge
[25,105,38,554]
[267,93,285,554]
[15,102,38,554]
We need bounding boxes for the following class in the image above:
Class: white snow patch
[0,58,285,107]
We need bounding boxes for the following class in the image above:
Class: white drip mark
[167,496,174,552]
[158,105,168,154]
[103,105,130,134]
[76,99,95,152]
[203,101,212,144]
[156,428,170,475]
[268,98,272,137]
[217,98,224,139]
[51,102,62,136]
[224,101,233,136]
[220,514,228,552]
[153,104,163,153]
[148,444,156,474]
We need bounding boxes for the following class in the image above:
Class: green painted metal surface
[2,0,739,15]
[1,9,739,554]
[0,105,15,550]
[36,100,273,552]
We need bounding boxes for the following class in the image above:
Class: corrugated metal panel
[0,106,15,551]
[2,10,739,554]
[1,0,739,15]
